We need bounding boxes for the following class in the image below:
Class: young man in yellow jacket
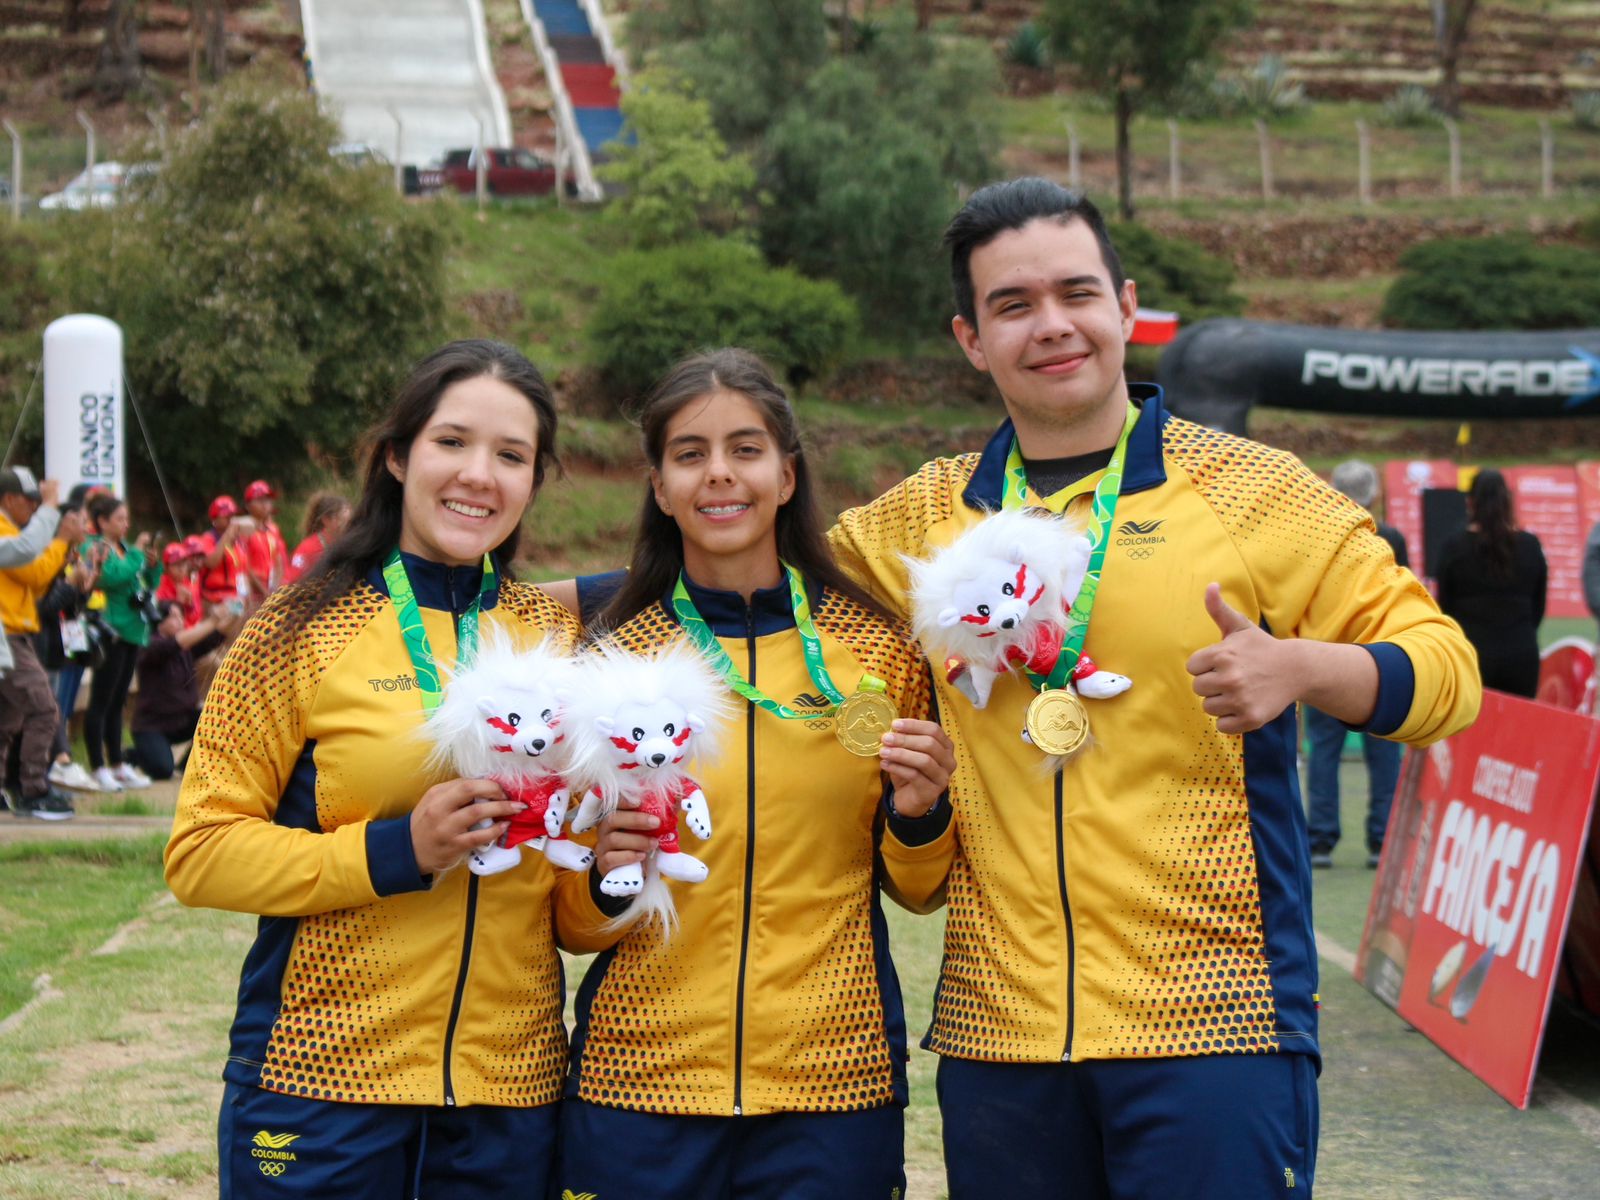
[0,466,83,820]
[829,178,1482,1199]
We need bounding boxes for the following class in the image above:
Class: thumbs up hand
[1186,583,1296,735]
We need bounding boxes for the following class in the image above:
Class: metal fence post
[1539,119,1554,198]
[1255,119,1274,201]
[475,114,487,213]
[388,106,404,195]
[1357,119,1372,206]
[1444,118,1461,197]
[76,108,96,176]
[1066,119,1081,191]
[1168,120,1180,202]
[2,118,21,221]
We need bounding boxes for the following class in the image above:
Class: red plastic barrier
[561,64,620,108]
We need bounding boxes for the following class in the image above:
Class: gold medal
[835,689,898,757]
[1025,688,1091,757]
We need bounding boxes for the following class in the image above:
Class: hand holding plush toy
[422,628,593,876]
[568,640,733,933]
[907,507,1131,712]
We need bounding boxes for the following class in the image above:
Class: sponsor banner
[1382,459,1457,575]
[1356,690,1600,1107]
[1504,466,1588,619]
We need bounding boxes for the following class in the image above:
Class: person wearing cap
[156,539,205,628]
[242,480,289,601]
[1304,459,1412,870]
[0,466,84,820]
[198,496,250,608]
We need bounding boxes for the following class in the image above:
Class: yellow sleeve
[11,538,69,590]
[164,599,386,916]
[1245,456,1482,746]
[552,859,631,956]
[877,644,954,914]
[828,457,968,620]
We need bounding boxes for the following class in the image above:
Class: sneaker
[1,786,14,815]
[94,766,124,792]
[115,763,153,789]
[48,761,100,791]
[1366,849,1383,869]
[1310,850,1334,870]
[17,788,75,821]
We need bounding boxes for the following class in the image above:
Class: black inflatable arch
[1156,319,1600,434]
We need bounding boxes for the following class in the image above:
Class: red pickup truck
[418,148,564,197]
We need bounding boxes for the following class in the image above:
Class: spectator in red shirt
[242,479,288,600]
[198,496,250,607]
[155,541,205,627]
[285,492,351,585]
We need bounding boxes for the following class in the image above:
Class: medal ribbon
[382,549,497,712]
[672,564,885,719]
[1000,403,1139,692]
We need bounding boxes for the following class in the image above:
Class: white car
[38,161,158,211]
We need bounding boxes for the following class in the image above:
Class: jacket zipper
[731,603,757,1115]
[440,576,479,1105]
[1056,768,1075,1061]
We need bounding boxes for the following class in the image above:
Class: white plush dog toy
[568,640,733,932]
[907,507,1131,709]
[422,627,593,876]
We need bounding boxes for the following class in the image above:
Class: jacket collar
[663,571,802,639]
[961,382,1169,512]
[366,550,503,614]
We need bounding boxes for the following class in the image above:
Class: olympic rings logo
[259,1162,286,1178]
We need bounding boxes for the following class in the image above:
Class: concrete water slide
[301,0,513,168]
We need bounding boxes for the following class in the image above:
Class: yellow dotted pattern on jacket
[572,592,928,1115]
[183,581,579,1106]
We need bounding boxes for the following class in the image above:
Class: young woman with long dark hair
[165,339,627,1200]
[80,493,156,792]
[1436,467,1548,697]
[284,491,352,584]
[552,348,956,1200]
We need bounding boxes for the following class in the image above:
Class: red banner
[1503,467,1589,619]
[1382,459,1457,575]
[1356,690,1600,1107]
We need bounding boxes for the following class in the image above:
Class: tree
[1045,0,1255,219]
[93,0,144,99]
[1431,0,1479,119]
[56,75,450,505]
[598,71,757,249]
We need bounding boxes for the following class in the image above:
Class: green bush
[1380,84,1440,127]
[1381,236,1600,330]
[1109,222,1246,323]
[588,238,858,400]
[1006,22,1050,70]
[1573,90,1600,132]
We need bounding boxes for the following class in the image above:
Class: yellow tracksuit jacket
[165,554,589,1107]
[560,575,951,1115]
[828,384,1482,1064]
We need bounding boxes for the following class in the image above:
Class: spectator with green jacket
[80,494,157,793]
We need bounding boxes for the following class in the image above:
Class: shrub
[1572,90,1600,132]
[1380,84,1440,127]
[588,238,858,400]
[1228,54,1307,119]
[1006,22,1050,70]
[1109,222,1246,324]
[1381,236,1600,330]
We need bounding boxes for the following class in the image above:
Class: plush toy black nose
[650,752,667,766]
[530,738,546,752]
[1000,617,1016,629]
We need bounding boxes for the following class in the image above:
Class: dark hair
[944,177,1125,328]
[1467,468,1517,579]
[287,339,559,636]
[303,490,352,539]
[598,348,890,631]
[86,493,126,532]
[162,600,186,624]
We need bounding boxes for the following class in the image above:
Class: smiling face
[387,374,540,567]
[650,389,795,593]
[952,216,1137,456]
